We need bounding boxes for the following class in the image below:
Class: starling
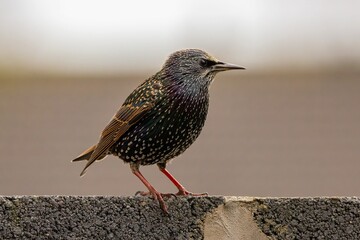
[73,49,245,213]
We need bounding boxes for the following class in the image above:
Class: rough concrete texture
[253,197,360,240]
[0,196,224,239]
[1,196,360,239]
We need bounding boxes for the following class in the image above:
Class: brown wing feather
[72,144,96,162]
[79,103,153,176]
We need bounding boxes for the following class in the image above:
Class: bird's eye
[199,58,216,68]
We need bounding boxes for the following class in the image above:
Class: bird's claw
[135,190,150,196]
[135,191,176,198]
[135,190,208,197]
[134,189,207,214]
[134,190,175,214]
[176,190,208,196]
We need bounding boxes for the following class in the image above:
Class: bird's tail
[72,145,96,162]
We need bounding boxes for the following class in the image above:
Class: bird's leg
[130,163,168,213]
[157,163,208,196]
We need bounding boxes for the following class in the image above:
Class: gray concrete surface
[1,196,360,239]
[0,196,224,239]
[253,197,360,239]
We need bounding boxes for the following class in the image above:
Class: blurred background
[0,0,359,197]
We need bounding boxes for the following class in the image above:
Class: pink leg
[130,164,168,213]
[158,164,208,196]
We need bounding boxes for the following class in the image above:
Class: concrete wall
[1,196,359,239]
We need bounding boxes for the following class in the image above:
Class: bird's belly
[112,104,207,165]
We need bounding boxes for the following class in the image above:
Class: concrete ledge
[1,196,360,239]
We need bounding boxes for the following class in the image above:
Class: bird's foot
[135,190,150,196]
[176,189,208,196]
[135,191,174,214]
[135,191,176,198]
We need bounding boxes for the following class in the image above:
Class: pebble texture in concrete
[253,197,360,240]
[0,196,224,239]
[1,196,360,239]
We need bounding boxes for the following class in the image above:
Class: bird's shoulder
[123,75,165,106]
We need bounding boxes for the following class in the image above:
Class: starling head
[161,49,245,86]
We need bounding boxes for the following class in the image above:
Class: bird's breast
[113,88,210,165]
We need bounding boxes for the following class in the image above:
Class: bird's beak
[212,61,246,72]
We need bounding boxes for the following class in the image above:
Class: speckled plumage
[73,49,244,213]
[112,69,209,166]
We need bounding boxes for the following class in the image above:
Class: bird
[72,49,245,213]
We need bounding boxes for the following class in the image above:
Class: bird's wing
[80,102,154,176]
